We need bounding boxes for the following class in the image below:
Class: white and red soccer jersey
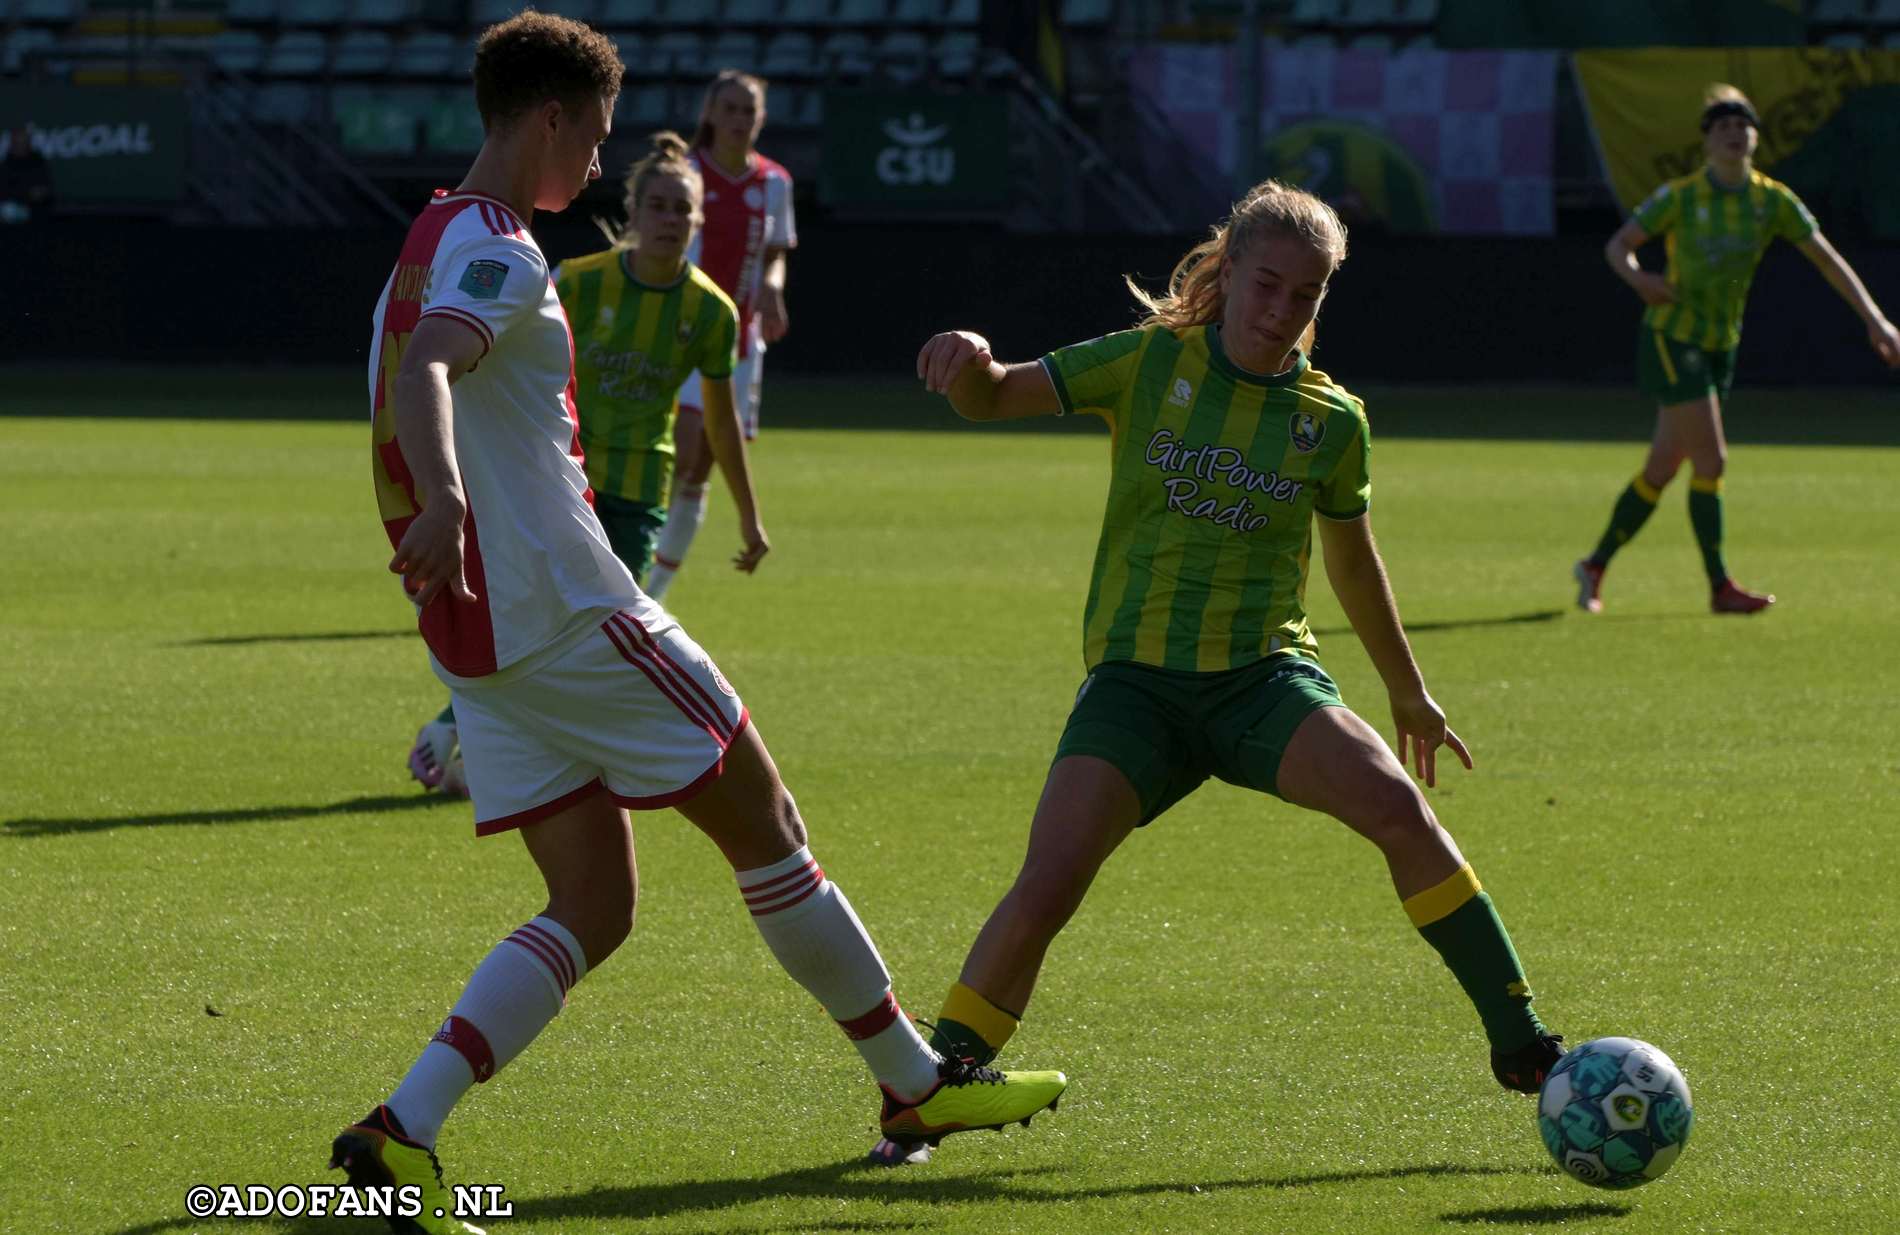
[686,148,796,347]
[368,188,644,680]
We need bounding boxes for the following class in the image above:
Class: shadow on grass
[172,629,416,647]
[1442,1200,1633,1224]
[3,793,454,837]
[1314,609,1566,638]
[104,1160,1540,1235]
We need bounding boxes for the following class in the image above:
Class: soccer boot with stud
[408,720,468,798]
[1711,580,1774,615]
[329,1104,486,1235]
[1492,1032,1566,1094]
[1572,560,1605,614]
[877,1054,1067,1149]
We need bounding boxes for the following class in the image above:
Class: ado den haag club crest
[1289,410,1325,453]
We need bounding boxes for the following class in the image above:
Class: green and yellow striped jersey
[555,249,738,504]
[1633,167,1816,351]
[1043,322,1372,674]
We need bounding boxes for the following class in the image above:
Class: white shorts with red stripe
[451,609,748,836]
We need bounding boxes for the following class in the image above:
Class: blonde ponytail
[596,129,702,251]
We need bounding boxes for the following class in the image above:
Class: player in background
[1576,83,1899,615]
[645,69,795,601]
[560,129,764,585]
[872,179,1563,1166]
[336,17,1064,1231]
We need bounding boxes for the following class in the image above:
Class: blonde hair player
[645,68,796,601]
[558,129,767,585]
[340,17,1064,1230]
[1576,83,1900,615]
[870,179,1564,1166]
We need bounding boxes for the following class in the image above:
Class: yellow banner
[1576,48,1900,212]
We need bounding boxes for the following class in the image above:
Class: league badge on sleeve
[459,259,511,300]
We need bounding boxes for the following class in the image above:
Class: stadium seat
[762,31,817,77]
[1059,0,1112,26]
[334,86,426,154]
[704,30,761,73]
[782,0,833,23]
[1810,0,1867,21]
[1396,0,1439,23]
[1291,30,1333,47]
[225,0,282,24]
[1347,31,1394,50]
[426,88,487,152]
[346,0,417,28]
[208,29,266,73]
[613,31,670,76]
[932,28,976,75]
[1343,0,1396,23]
[3,28,58,74]
[1822,30,1867,46]
[281,0,346,26]
[333,30,393,75]
[394,30,454,76]
[263,30,329,76]
[943,0,977,24]
[876,28,928,78]
[655,0,716,22]
[892,0,943,21]
[253,81,320,125]
[598,0,659,25]
[655,29,705,73]
[725,0,776,20]
[617,81,674,126]
[1292,0,1344,23]
[834,0,889,23]
[16,0,79,21]
[821,30,873,75]
[1876,0,1900,19]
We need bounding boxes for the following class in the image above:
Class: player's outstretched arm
[1317,512,1472,788]
[700,375,769,572]
[1604,219,1675,307]
[917,331,1061,422]
[1797,233,1900,369]
[388,316,484,607]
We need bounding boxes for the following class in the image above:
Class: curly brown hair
[473,9,623,132]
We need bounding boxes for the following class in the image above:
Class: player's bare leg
[1275,707,1562,1092]
[673,723,1067,1142]
[647,409,712,600]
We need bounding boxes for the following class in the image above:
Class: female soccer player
[557,129,766,586]
[338,17,1062,1231]
[1575,83,1899,615]
[644,68,796,601]
[873,179,1563,1166]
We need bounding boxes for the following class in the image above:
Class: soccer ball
[1537,1037,1693,1189]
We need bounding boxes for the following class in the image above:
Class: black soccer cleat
[1492,1033,1566,1094]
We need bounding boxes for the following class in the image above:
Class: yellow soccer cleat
[878,1056,1067,1148]
[329,1105,487,1235]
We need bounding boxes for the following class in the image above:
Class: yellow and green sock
[1588,473,1661,568]
[1405,864,1544,1052]
[928,981,1020,1066]
[1688,475,1727,588]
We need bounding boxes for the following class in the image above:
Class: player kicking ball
[339,14,1063,1231]
[873,178,1562,1166]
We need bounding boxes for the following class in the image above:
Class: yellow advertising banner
[1575,48,1900,212]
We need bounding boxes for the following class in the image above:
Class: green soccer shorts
[1052,654,1346,826]
[1638,328,1736,404]
[594,493,667,583]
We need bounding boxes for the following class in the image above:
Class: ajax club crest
[1289,411,1324,454]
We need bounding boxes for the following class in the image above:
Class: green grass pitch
[3,372,1898,1234]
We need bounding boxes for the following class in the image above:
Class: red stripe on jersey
[555,285,592,506]
[837,992,902,1041]
[420,306,494,354]
[600,615,724,741]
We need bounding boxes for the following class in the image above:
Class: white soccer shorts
[677,342,764,441]
[451,609,749,835]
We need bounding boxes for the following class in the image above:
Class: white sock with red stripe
[646,482,708,601]
[385,916,587,1148]
[737,846,941,1102]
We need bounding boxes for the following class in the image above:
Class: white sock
[647,483,708,600]
[736,846,940,1101]
[386,916,588,1148]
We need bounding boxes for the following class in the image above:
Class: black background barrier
[4,217,1898,389]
